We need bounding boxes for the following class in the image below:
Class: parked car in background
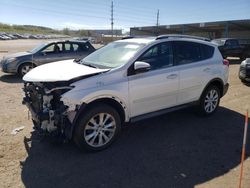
[239,58,250,83]
[0,33,12,40]
[22,35,229,151]
[0,40,96,76]
[212,38,250,60]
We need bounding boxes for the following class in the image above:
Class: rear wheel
[73,104,121,151]
[198,85,220,116]
[18,63,34,77]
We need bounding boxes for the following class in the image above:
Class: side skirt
[130,102,198,123]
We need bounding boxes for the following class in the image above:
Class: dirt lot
[0,40,249,188]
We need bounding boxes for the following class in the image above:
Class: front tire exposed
[18,63,34,77]
[73,104,121,151]
[198,85,220,116]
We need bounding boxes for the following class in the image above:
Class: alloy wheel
[204,89,219,113]
[84,113,116,147]
[21,64,33,75]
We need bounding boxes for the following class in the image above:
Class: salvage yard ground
[0,39,250,188]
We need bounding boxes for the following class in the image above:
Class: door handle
[203,68,211,72]
[166,74,178,79]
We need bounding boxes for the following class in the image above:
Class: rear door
[174,41,215,105]
[128,42,179,117]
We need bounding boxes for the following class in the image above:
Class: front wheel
[198,85,220,116]
[18,63,34,77]
[73,104,121,151]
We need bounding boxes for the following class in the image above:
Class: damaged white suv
[23,35,229,151]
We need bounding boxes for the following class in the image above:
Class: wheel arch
[68,97,128,140]
[17,61,36,73]
[201,78,224,99]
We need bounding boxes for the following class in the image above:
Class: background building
[130,19,250,39]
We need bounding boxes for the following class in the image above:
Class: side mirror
[134,61,151,74]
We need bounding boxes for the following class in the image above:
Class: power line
[2,2,154,24]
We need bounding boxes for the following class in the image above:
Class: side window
[200,44,214,60]
[230,40,239,47]
[174,41,201,65]
[225,40,232,46]
[138,42,173,70]
[56,43,63,53]
[64,43,72,52]
[77,43,89,52]
[72,43,80,51]
[141,46,158,60]
[41,44,55,53]
[41,44,60,54]
[225,40,238,47]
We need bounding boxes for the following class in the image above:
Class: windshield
[81,42,146,69]
[29,43,47,53]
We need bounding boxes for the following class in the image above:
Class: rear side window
[75,43,88,52]
[174,41,214,65]
[200,44,214,60]
[174,41,201,65]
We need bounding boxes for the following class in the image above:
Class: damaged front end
[22,82,76,139]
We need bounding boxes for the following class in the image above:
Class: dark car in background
[212,38,250,60]
[0,40,95,76]
[239,58,250,83]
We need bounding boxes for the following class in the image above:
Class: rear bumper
[222,83,229,97]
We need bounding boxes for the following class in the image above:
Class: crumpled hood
[3,51,31,59]
[23,59,109,82]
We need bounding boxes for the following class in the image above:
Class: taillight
[223,59,229,66]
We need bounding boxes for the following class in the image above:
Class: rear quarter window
[174,41,201,65]
[200,44,214,60]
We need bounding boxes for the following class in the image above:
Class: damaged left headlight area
[22,82,75,138]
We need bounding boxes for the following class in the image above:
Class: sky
[0,0,250,32]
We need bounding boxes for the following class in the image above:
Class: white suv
[23,35,229,151]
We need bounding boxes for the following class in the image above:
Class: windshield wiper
[82,63,98,69]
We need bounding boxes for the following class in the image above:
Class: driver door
[33,43,64,65]
[128,42,179,118]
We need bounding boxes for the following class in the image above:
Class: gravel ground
[0,40,249,188]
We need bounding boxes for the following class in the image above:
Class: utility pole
[156,9,159,27]
[156,9,159,36]
[111,1,114,41]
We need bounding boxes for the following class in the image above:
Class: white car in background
[22,35,229,151]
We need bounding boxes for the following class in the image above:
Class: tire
[73,104,121,151]
[18,63,34,77]
[197,85,220,116]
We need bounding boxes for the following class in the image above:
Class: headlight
[6,57,16,63]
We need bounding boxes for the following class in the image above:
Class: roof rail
[121,35,155,40]
[121,36,135,40]
[156,34,211,41]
